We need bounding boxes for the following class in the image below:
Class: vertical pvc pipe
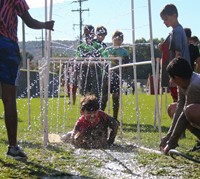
[27,58,31,130]
[43,0,53,146]
[148,0,162,140]
[131,0,141,146]
[154,58,160,129]
[39,60,44,127]
[69,63,73,109]
[119,58,123,140]
[107,62,111,115]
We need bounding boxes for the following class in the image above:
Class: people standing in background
[159,3,190,139]
[93,25,108,101]
[101,30,131,120]
[159,4,190,103]
[66,62,79,105]
[167,28,200,123]
[184,28,200,72]
[191,36,199,46]
[93,25,108,49]
[190,35,200,73]
[76,25,103,100]
[0,0,54,159]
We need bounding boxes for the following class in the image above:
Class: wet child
[61,94,118,149]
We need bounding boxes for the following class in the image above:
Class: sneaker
[190,140,200,152]
[6,145,28,160]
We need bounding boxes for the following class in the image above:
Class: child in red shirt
[61,94,118,149]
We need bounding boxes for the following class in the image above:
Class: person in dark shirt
[0,0,54,159]
[184,28,200,71]
[93,25,107,50]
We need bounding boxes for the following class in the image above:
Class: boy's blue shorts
[0,35,20,86]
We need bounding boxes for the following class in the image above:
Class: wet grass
[0,93,199,178]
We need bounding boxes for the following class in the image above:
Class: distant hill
[18,40,80,60]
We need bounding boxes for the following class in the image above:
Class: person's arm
[20,11,54,30]
[159,87,185,150]
[71,127,88,147]
[175,51,182,58]
[195,57,200,73]
[106,115,118,145]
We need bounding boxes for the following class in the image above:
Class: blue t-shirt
[102,46,129,67]
[169,24,190,65]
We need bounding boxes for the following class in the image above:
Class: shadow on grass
[0,140,91,178]
[0,158,91,178]
[122,123,169,133]
[20,141,66,153]
[0,139,69,154]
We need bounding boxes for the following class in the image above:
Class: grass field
[0,93,199,178]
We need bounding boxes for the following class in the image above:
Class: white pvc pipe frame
[131,0,162,147]
[39,0,162,146]
[42,0,53,146]
[38,57,161,146]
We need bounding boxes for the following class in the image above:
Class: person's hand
[159,137,168,151]
[159,146,165,153]
[163,144,171,155]
[45,20,55,31]
[74,131,81,140]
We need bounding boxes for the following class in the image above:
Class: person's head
[83,25,95,43]
[160,4,178,28]
[184,28,192,44]
[80,94,99,122]
[112,30,124,46]
[191,35,199,46]
[96,25,107,42]
[166,58,193,88]
[184,28,191,38]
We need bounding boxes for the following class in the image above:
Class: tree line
[19,38,164,79]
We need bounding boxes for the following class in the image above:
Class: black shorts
[110,72,120,94]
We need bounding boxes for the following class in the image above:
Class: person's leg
[0,38,27,159]
[1,83,17,147]
[167,102,177,119]
[80,65,87,95]
[168,102,186,138]
[184,104,200,151]
[184,104,200,128]
[72,85,77,105]
[101,76,108,111]
[112,92,119,120]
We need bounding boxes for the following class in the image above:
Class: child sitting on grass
[61,94,118,149]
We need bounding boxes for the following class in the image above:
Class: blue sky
[18,0,200,44]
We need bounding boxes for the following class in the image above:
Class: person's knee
[112,93,119,99]
[184,104,200,124]
[167,102,177,119]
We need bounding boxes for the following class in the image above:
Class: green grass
[0,93,199,178]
